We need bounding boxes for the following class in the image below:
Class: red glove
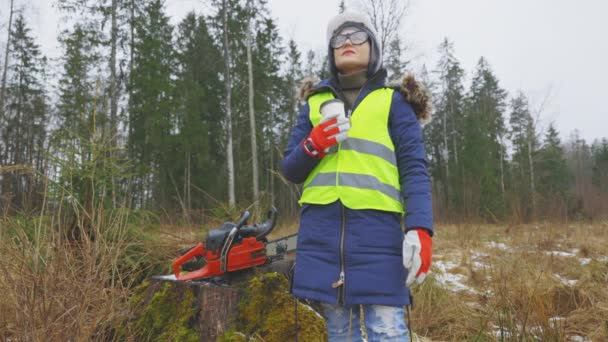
[302,117,350,158]
[402,228,433,286]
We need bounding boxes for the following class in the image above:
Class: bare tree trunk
[442,106,449,205]
[450,99,458,164]
[357,0,409,55]
[0,0,15,111]
[499,140,506,206]
[223,0,235,209]
[109,0,118,207]
[246,22,259,211]
[110,0,118,137]
[130,0,135,96]
[187,151,191,212]
[183,149,191,217]
[527,139,536,219]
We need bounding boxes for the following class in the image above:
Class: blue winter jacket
[282,69,433,306]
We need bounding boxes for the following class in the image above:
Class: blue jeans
[320,303,409,341]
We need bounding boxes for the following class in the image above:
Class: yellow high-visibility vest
[299,88,403,214]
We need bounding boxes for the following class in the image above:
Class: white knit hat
[326,11,383,77]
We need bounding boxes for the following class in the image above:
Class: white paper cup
[320,99,346,123]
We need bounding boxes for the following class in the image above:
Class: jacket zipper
[325,73,381,305]
[332,203,346,305]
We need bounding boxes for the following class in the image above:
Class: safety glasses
[330,30,369,49]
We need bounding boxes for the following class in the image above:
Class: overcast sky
[5,0,608,144]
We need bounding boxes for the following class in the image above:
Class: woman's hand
[302,116,350,158]
[402,228,433,286]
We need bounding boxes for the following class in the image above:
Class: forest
[0,0,607,223]
[0,0,607,340]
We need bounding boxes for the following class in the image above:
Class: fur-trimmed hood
[298,73,432,124]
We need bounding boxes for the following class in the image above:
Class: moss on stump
[129,280,199,341]
[126,272,326,341]
[223,273,327,341]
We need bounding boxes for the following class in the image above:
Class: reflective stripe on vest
[299,88,404,214]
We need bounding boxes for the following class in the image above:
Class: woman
[282,11,433,341]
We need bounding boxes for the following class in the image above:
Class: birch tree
[355,0,409,56]
[246,0,259,211]
[222,0,236,209]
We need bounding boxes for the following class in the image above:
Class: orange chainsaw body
[173,237,268,281]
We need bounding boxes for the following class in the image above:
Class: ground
[268,222,608,341]
[405,222,608,341]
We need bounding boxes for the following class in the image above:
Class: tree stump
[141,258,295,341]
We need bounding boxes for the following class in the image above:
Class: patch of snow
[545,250,577,257]
[471,250,489,259]
[434,259,459,270]
[549,316,565,328]
[433,260,476,293]
[569,335,592,342]
[598,256,608,263]
[492,325,514,339]
[579,258,591,265]
[487,241,509,251]
[554,273,578,286]
[472,261,489,270]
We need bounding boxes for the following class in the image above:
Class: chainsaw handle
[238,206,278,241]
[260,206,278,239]
[264,206,278,233]
[173,242,205,277]
[235,210,250,230]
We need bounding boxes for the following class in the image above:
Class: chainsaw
[167,207,297,282]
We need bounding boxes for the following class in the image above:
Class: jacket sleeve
[281,102,321,184]
[389,91,434,234]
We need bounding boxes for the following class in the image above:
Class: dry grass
[0,206,178,341]
[2,208,606,341]
[411,222,608,341]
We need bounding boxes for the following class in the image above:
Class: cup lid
[320,99,345,113]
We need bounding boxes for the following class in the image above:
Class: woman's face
[333,27,370,75]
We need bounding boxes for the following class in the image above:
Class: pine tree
[173,12,224,210]
[427,38,465,217]
[0,0,16,187]
[0,0,15,113]
[276,38,303,216]
[591,138,608,194]
[55,0,129,139]
[564,131,593,218]
[385,36,409,82]
[461,57,507,220]
[304,49,317,77]
[128,0,175,208]
[508,91,539,220]
[56,24,100,140]
[2,14,48,210]
[282,39,303,141]
[536,124,570,216]
[251,13,285,207]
